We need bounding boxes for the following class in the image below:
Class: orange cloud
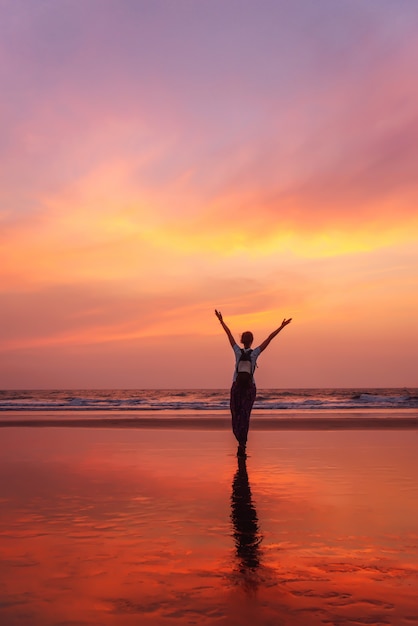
[1,1,418,387]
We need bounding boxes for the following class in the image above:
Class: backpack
[236,349,254,388]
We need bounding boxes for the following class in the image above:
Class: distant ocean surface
[1,388,418,412]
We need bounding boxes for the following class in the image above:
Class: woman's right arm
[214,310,236,347]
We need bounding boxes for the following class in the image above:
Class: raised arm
[258,318,292,353]
[214,310,237,348]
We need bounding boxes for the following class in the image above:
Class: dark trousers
[230,381,256,447]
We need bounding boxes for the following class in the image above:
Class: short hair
[240,331,254,344]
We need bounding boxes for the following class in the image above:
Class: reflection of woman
[215,310,292,458]
[230,457,262,589]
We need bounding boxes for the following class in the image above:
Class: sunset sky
[1,0,418,389]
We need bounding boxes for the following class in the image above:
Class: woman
[215,310,292,458]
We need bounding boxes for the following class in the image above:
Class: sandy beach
[1,421,418,626]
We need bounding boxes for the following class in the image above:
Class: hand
[280,318,292,328]
[215,309,223,322]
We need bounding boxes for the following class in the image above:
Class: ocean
[1,387,417,413]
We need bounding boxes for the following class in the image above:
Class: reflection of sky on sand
[0,427,418,625]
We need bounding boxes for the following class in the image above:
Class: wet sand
[1,423,418,625]
[1,408,417,429]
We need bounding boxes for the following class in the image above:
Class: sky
[1,0,418,389]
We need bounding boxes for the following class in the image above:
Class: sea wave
[1,388,418,412]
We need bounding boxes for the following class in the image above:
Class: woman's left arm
[258,318,292,353]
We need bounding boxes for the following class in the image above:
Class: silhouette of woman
[215,310,291,457]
